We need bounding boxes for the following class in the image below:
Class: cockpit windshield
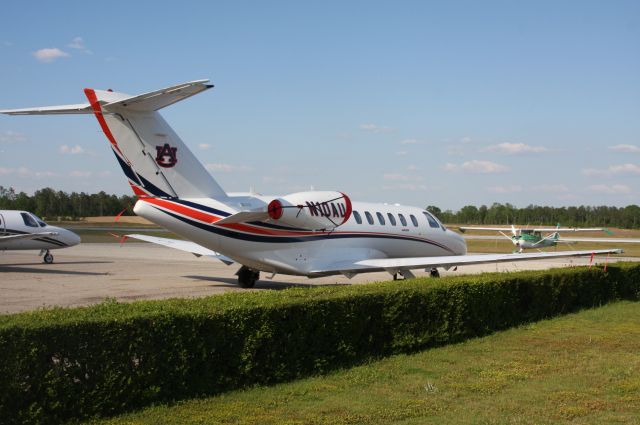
[32,214,47,227]
[20,212,39,227]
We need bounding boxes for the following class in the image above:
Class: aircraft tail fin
[1,80,226,200]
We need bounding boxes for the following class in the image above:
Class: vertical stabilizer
[84,81,226,199]
[1,80,226,200]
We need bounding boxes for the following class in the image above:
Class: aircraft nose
[63,229,81,246]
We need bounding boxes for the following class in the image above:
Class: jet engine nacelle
[267,191,352,231]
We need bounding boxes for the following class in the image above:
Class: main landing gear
[237,266,260,288]
[429,267,440,278]
[41,249,54,264]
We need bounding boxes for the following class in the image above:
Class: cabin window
[410,214,418,227]
[376,212,385,225]
[21,212,38,227]
[387,213,397,226]
[353,211,362,224]
[365,211,374,225]
[398,213,407,227]
[423,211,440,229]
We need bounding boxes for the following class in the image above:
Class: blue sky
[0,1,638,210]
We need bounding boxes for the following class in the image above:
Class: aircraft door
[0,213,4,234]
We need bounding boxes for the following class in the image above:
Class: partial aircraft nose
[446,229,467,255]
[55,227,81,247]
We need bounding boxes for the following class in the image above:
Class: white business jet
[0,210,81,263]
[0,80,622,287]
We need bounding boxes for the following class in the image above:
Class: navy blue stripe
[173,199,231,217]
[137,174,174,198]
[37,237,67,247]
[113,150,142,186]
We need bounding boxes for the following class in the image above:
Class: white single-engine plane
[0,210,81,263]
[458,225,615,253]
[0,80,623,287]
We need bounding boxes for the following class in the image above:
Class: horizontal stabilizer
[0,103,92,115]
[125,234,234,265]
[104,79,212,112]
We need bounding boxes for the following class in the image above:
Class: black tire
[237,266,258,288]
[429,267,440,278]
[43,252,54,264]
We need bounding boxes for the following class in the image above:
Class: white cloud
[67,37,92,54]
[531,184,569,193]
[400,139,417,145]
[444,160,509,173]
[486,185,522,193]
[1,166,57,178]
[359,123,392,134]
[68,37,85,49]
[447,146,465,156]
[460,136,472,144]
[407,164,419,171]
[69,171,92,178]
[205,163,252,172]
[588,184,631,194]
[609,144,640,153]
[33,48,70,63]
[60,144,85,154]
[0,131,27,144]
[582,163,640,177]
[395,151,408,156]
[198,143,211,150]
[383,173,411,181]
[482,142,548,155]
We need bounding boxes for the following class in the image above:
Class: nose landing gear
[42,250,54,264]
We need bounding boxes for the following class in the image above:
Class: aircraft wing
[457,226,513,233]
[533,227,610,233]
[125,234,234,265]
[0,232,59,242]
[558,237,640,244]
[310,249,623,278]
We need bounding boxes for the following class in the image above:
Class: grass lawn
[94,301,640,425]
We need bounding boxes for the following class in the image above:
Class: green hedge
[1,263,639,424]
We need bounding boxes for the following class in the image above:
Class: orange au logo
[155,143,178,168]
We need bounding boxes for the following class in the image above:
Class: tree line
[1,186,638,228]
[0,186,136,219]
[427,203,640,229]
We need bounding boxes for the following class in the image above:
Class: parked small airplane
[458,225,616,252]
[0,80,622,286]
[0,210,81,263]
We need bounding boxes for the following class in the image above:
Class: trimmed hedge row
[1,263,639,424]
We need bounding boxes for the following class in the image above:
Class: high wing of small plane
[0,210,81,263]
[457,224,619,253]
[0,80,624,286]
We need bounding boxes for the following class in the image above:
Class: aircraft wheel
[43,251,54,264]
[429,267,440,278]
[237,266,259,288]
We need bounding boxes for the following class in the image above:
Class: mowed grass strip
[94,301,640,425]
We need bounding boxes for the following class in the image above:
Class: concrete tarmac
[1,243,636,314]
